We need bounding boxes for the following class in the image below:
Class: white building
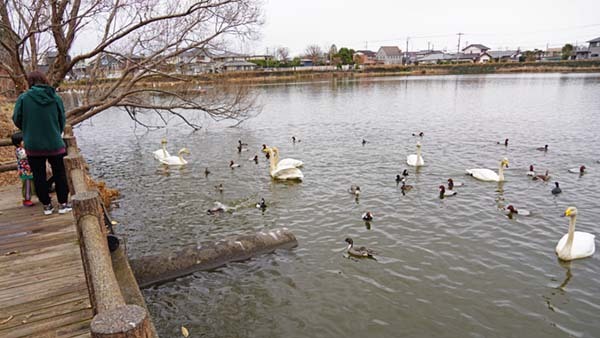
[376,46,403,65]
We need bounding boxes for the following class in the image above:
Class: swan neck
[566,215,576,246]
[498,162,505,181]
[417,146,421,158]
[268,149,276,173]
[162,143,167,157]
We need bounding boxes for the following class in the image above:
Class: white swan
[406,142,424,167]
[159,148,190,166]
[152,138,171,161]
[555,207,595,261]
[466,158,509,182]
[262,147,303,181]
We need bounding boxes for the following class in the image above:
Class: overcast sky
[247,0,600,55]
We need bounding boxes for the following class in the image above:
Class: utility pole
[405,37,409,64]
[456,32,464,62]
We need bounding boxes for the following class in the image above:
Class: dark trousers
[28,154,69,205]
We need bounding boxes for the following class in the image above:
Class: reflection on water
[75,73,600,338]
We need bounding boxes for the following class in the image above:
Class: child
[12,132,35,206]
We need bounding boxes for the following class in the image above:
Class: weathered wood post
[64,153,87,196]
[64,128,152,338]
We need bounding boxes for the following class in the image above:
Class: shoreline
[60,59,600,89]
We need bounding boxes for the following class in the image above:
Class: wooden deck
[0,184,92,338]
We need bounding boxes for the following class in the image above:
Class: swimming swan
[152,138,171,161]
[406,142,424,167]
[264,144,303,168]
[466,158,509,182]
[555,207,595,261]
[262,147,304,181]
[159,148,190,166]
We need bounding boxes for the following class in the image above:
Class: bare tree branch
[1,0,263,129]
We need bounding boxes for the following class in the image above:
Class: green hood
[28,85,58,106]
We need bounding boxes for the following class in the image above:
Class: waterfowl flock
[152,136,595,263]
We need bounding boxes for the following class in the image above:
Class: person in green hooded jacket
[12,71,71,215]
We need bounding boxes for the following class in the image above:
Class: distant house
[300,58,313,67]
[477,52,492,63]
[417,53,478,64]
[221,60,256,72]
[409,50,443,64]
[353,50,377,65]
[574,37,600,60]
[376,46,403,65]
[587,37,600,59]
[542,47,562,61]
[462,44,490,55]
[488,50,521,62]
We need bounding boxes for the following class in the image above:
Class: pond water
[75,73,600,338]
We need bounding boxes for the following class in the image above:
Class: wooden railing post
[65,131,151,338]
[64,154,87,195]
[90,305,151,338]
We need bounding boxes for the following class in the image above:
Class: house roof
[588,36,600,43]
[222,60,256,67]
[378,46,402,57]
[462,44,490,51]
[488,50,519,58]
[355,50,377,57]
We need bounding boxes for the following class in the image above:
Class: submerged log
[130,228,298,288]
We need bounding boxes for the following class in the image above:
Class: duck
[402,169,409,177]
[406,142,424,167]
[249,155,259,163]
[292,136,301,143]
[439,185,457,198]
[207,202,228,215]
[152,138,171,161]
[555,207,595,261]
[349,185,361,197]
[362,139,368,146]
[214,183,223,192]
[504,205,531,216]
[496,138,508,146]
[395,175,402,184]
[262,146,303,181]
[533,170,550,182]
[345,237,376,258]
[466,157,509,182]
[447,178,464,190]
[204,167,211,176]
[256,198,267,210]
[238,140,248,147]
[158,148,190,166]
[401,179,413,193]
[362,211,373,221]
[526,165,536,176]
[537,144,549,152]
[552,182,562,195]
[568,165,586,174]
[229,160,240,168]
[412,132,424,137]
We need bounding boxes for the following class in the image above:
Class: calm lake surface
[75,73,600,338]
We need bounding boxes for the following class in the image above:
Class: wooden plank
[0,288,89,318]
[0,308,92,338]
[55,319,93,337]
[0,241,79,265]
[0,185,93,337]
[0,296,91,330]
[0,260,84,290]
[0,274,86,308]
